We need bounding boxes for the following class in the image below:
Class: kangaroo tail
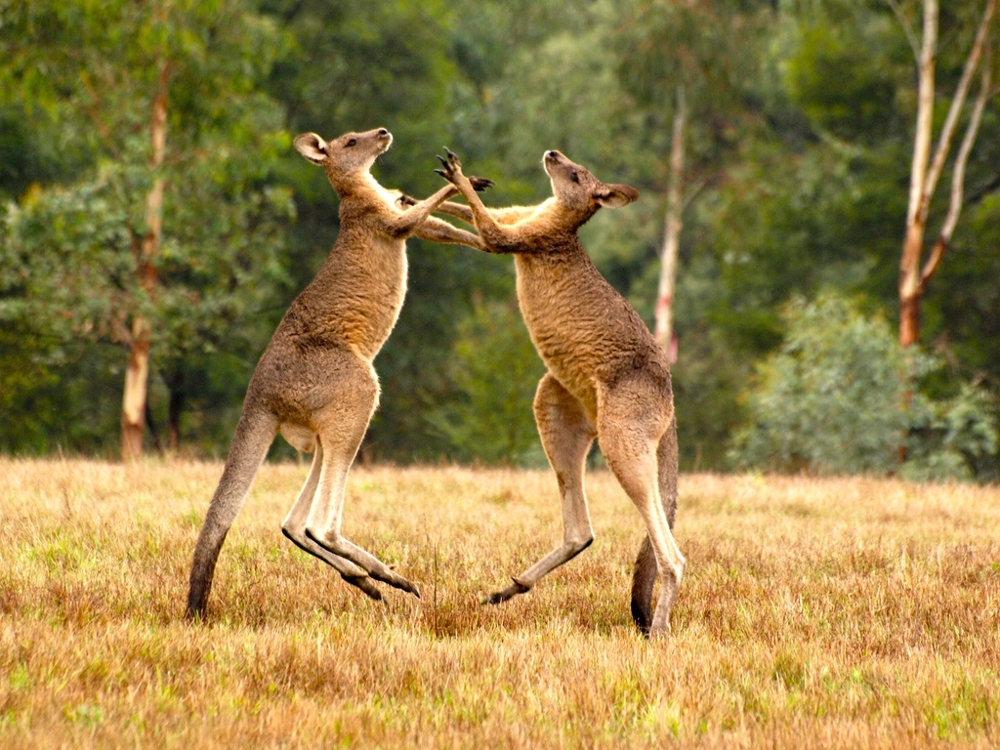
[630,535,657,635]
[630,412,678,636]
[186,409,276,618]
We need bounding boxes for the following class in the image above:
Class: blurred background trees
[1,0,998,479]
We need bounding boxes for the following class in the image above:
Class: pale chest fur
[280,201,409,363]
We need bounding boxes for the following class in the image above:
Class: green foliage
[425,296,545,466]
[784,16,906,143]
[1,0,999,473]
[0,0,294,453]
[731,294,998,479]
[904,384,1000,483]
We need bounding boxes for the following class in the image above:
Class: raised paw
[469,176,495,192]
[395,193,418,208]
[434,146,465,184]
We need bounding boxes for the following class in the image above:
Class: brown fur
[436,149,685,636]
[186,128,484,618]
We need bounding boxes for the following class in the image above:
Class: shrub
[730,293,998,480]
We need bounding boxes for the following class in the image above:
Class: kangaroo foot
[341,574,383,601]
[305,527,420,599]
[482,579,531,606]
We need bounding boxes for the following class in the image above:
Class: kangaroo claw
[469,176,494,192]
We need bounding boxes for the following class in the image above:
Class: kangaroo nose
[378,128,389,136]
[546,150,559,158]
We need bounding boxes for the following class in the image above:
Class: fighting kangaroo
[186,127,489,618]
[435,148,684,636]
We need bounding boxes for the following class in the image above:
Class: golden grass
[1,458,999,748]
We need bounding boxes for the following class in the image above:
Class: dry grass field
[1,457,998,749]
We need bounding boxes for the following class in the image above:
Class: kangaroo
[434,148,684,637]
[186,127,489,618]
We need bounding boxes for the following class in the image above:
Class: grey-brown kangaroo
[434,148,684,637]
[186,128,488,617]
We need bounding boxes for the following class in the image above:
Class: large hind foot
[648,559,685,638]
[341,574,384,601]
[482,579,531,606]
[305,527,420,598]
[281,526,389,601]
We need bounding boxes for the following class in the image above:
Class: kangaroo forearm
[434,201,475,225]
[414,216,484,250]
[387,184,459,237]
[437,202,536,228]
[492,205,539,225]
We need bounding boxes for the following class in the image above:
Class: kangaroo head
[543,150,639,225]
[294,128,393,193]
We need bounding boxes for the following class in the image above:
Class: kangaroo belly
[515,253,665,416]
[280,423,317,453]
[284,234,408,362]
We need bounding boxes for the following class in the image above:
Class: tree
[895,0,998,346]
[614,0,766,359]
[0,0,293,458]
[426,296,545,465]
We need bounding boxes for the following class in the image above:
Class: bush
[730,293,998,480]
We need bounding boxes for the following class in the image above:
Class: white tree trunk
[122,59,168,460]
[899,0,996,347]
[654,86,686,363]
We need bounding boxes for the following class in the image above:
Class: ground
[1,458,999,748]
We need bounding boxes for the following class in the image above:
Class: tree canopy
[2,0,998,479]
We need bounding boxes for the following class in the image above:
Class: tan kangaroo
[434,148,685,636]
[186,127,488,618]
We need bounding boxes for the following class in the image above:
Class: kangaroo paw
[435,147,465,184]
[469,176,494,192]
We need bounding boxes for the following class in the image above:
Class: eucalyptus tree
[613,0,769,356]
[0,0,293,458]
[892,0,998,347]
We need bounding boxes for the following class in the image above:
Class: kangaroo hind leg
[630,413,679,635]
[599,387,684,637]
[485,373,596,605]
[281,439,382,601]
[187,408,278,618]
[302,363,420,598]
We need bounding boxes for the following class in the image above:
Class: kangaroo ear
[294,133,328,165]
[595,183,639,209]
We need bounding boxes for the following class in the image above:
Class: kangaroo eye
[570,172,580,184]
[346,138,357,147]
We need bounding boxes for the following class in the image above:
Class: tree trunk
[121,315,152,460]
[898,0,937,348]
[654,86,686,363]
[898,0,996,348]
[121,58,169,461]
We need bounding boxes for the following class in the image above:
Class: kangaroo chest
[287,232,407,361]
[514,254,609,411]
